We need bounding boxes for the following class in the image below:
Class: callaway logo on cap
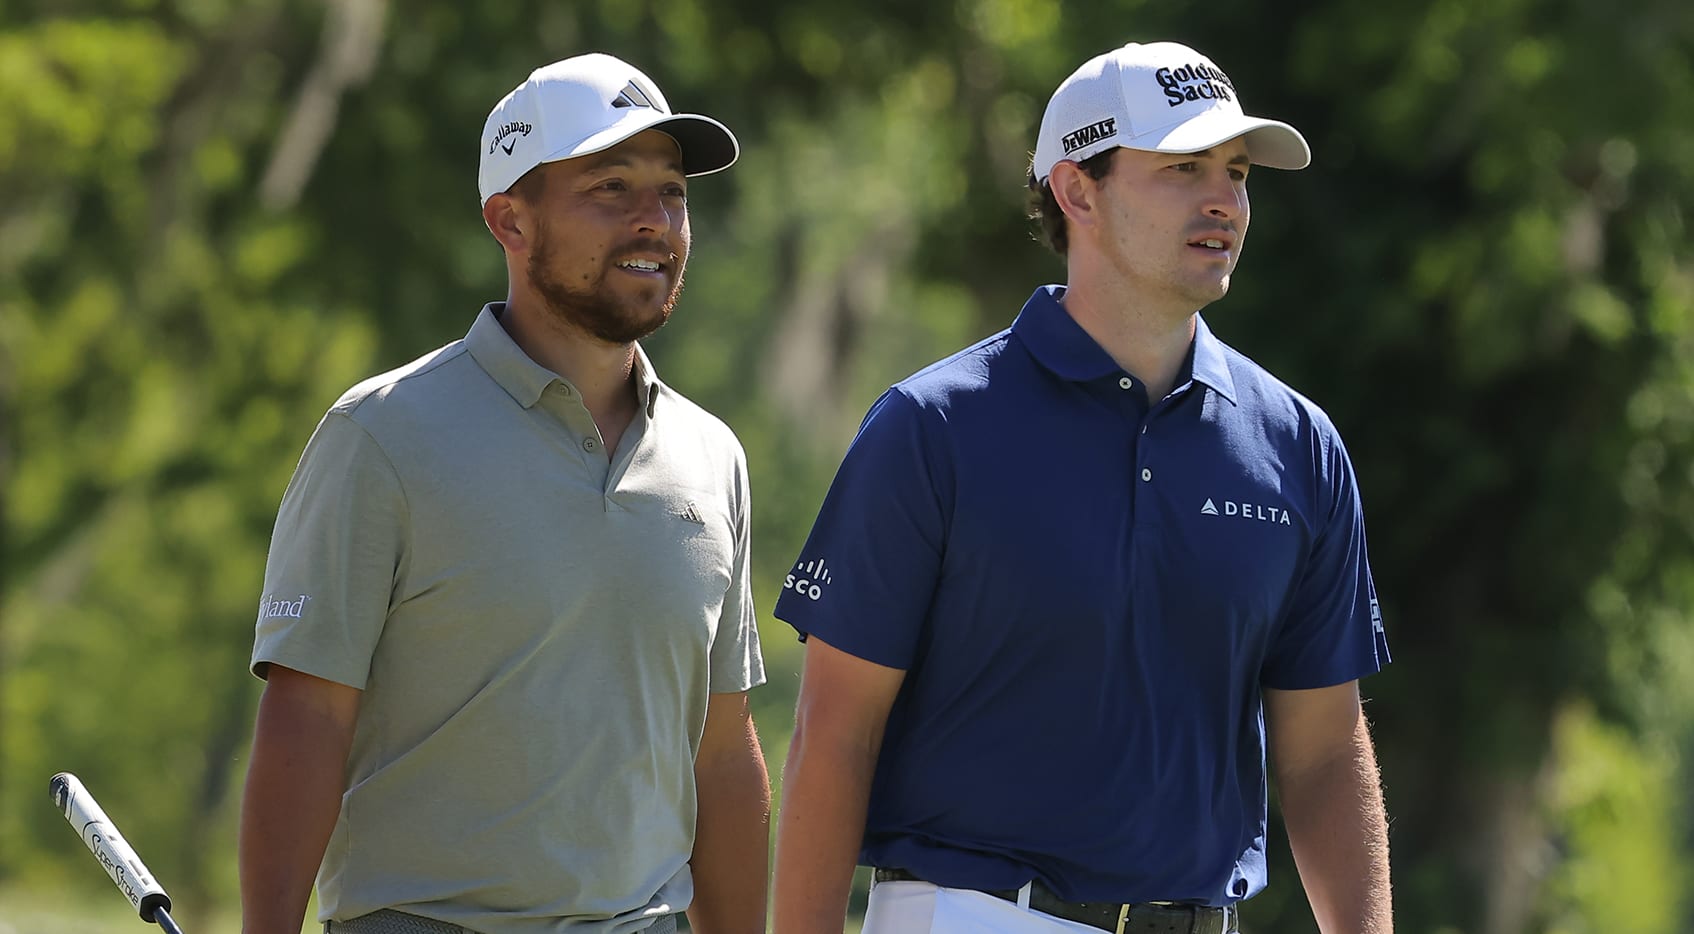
[1032,41,1310,184]
[477,53,740,205]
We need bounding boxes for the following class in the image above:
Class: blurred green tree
[1,0,1691,931]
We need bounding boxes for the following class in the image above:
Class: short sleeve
[773,389,950,670]
[709,443,766,693]
[1260,426,1390,690]
[251,411,409,688]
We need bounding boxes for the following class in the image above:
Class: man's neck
[1059,280,1198,404]
[497,298,641,442]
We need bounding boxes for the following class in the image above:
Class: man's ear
[482,193,531,254]
[1049,160,1101,234]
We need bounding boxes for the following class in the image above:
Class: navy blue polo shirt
[774,285,1389,907]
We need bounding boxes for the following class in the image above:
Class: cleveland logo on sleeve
[259,593,313,620]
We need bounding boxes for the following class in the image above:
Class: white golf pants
[863,878,1110,934]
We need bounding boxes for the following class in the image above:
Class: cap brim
[651,115,740,177]
[544,111,740,177]
[1143,111,1311,170]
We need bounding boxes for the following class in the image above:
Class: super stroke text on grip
[89,830,144,907]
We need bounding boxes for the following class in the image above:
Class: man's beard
[527,228,686,345]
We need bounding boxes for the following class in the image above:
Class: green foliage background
[2,1,1692,931]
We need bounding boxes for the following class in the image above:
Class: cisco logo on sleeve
[784,559,834,601]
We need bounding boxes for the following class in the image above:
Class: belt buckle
[1114,904,1130,934]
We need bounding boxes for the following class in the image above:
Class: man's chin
[531,273,682,344]
[622,310,673,343]
[586,305,673,345]
[605,283,680,331]
[1191,277,1231,305]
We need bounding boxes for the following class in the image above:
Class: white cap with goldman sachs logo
[1032,41,1310,184]
[478,53,740,205]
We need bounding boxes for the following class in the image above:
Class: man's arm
[1264,680,1392,934]
[239,665,361,934]
[688,690,771,934]
[772,636,906,934]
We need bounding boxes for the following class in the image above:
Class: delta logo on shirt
[1200,497,1292,526]
[784,558,834,602]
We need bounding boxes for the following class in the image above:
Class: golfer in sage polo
[240,54,770,934]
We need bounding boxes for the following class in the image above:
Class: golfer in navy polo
[772,41,1392,934]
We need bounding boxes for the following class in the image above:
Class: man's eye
[599,180,627,191]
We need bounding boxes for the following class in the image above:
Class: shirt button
[583,438,598,452]
[1118,377,1133,390]
[1141,468,1152,482]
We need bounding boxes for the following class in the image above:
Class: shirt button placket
[1119,375,1152,486]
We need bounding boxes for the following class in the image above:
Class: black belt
[872,868,1237,934]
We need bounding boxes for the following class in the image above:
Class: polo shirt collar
[631,341,663,419]
[1012,286,1237,404]
[467,304,554,407]
[1189,314,1237,405]
[1012,286,1120,382]
[466,303,665,417]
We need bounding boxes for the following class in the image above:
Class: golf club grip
[48,771,173,924]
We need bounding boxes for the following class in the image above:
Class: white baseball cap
[477,53,739,204]
[1032,41,1310,184]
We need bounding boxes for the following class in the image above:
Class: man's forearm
[1280,716,1392,934]
[687,720,771,934]
[771,724,879,934]
[239,677,358,934]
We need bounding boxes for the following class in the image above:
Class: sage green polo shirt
[252,304,765,933]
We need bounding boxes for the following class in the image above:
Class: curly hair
[1026,149,1116,256]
